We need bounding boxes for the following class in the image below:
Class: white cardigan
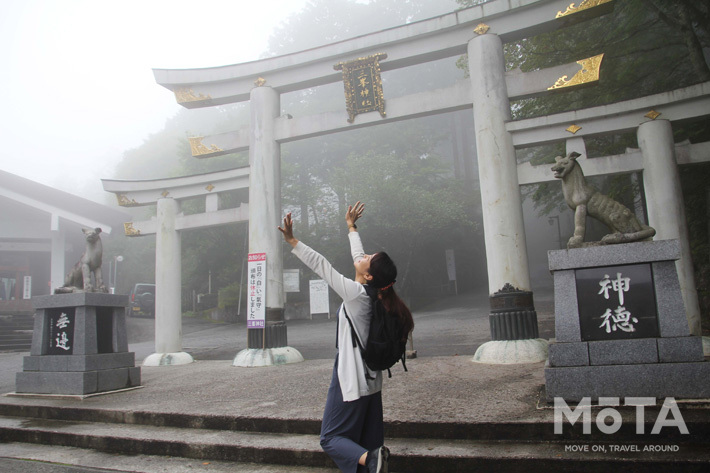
[291,232,382,401]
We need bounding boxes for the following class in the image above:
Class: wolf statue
[55,227,107,293]
[551,151,655,249]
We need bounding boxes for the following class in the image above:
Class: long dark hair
[369,252,414,342]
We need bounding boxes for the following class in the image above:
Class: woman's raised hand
[278,213,299,248]
[346,201,365,227]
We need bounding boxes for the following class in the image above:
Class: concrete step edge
[0,416,709,472]
[0,346,31,351]
[0,418,333,470]
[0,402,707,442]
[0,442,340,473]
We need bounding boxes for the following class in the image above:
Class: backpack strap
[342,305,376,381]
[342,306,364,351]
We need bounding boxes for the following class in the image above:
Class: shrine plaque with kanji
[575,264,659,341]
[334,53,387,123]
[46,308,75,355]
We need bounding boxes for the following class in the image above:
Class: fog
[3,0,707,314]
[0,0,310,202]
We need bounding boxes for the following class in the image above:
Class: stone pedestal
[233,320,304,367]
[472,285,548,364]
[545,240,710,402]
[488,286,539,340]
[16,293,141,395]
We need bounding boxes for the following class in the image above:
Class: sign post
[309,279,330,319]
[247,253,266,348]
[283,269,300,293]
[23,276,32,300]
[445,249,457,295]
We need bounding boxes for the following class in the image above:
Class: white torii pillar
[233,85,303,367]
[49,219,66,294]
[143,197,194,366]
[638,119,702,337]
[468,33,547,364]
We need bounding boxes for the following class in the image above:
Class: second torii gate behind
[102,167,253,366]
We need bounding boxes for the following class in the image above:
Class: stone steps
[0,343,32,352]
[0,314,34,352]
[2,402,709,442]
[0,443,340,473]
[0,404,708,472]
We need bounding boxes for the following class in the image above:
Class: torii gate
[120,0,706,365]
[149,0,621,364]
[102,168,253,365]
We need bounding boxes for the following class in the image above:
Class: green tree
[270,0,483,301]
[459,0,710,324]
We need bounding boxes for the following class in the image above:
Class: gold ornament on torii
[116,194,139,207]
[124,222,141,236]
[174,87,212,104]
[645,110,661,120]
[474,23,490,35]
[555,0,613,19]
[548,54,604,91]
[189,137,224,157]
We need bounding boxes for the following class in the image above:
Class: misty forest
[103,0,710,328]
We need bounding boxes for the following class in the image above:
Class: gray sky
[0,0,307,201]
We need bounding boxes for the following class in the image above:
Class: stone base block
[32,292,129,309]
[142,352,194,367]
[489,310,539,340]
[471,339,548,364]
[548,337,704,368]
[248,323,288,349]
[545,361,710,402]
[98,366,141,392]
[549,342,589,367]
[657,336,704,363]
[588,339,658,365]
[23,352,136,372]
[233,347,304,367]
[16,367,141,395]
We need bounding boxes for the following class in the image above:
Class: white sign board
[283,269,300,292]
[445,249,457,281]
[23,276,32,299]
[309,279,329,315]
[247,253,266,328]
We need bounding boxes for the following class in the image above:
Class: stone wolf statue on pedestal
[551,151,656,249]
[55,227,107,293]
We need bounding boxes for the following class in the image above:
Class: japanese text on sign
[55,312,72,350]
[333,53,387,123]
[247,253,266,329]
[23,276,31,299]
[309,279,329,315]
[597,272,638,333]
[575,264,658,341]
[47,309,75,355]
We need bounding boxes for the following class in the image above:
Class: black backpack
[342,285,408,378]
